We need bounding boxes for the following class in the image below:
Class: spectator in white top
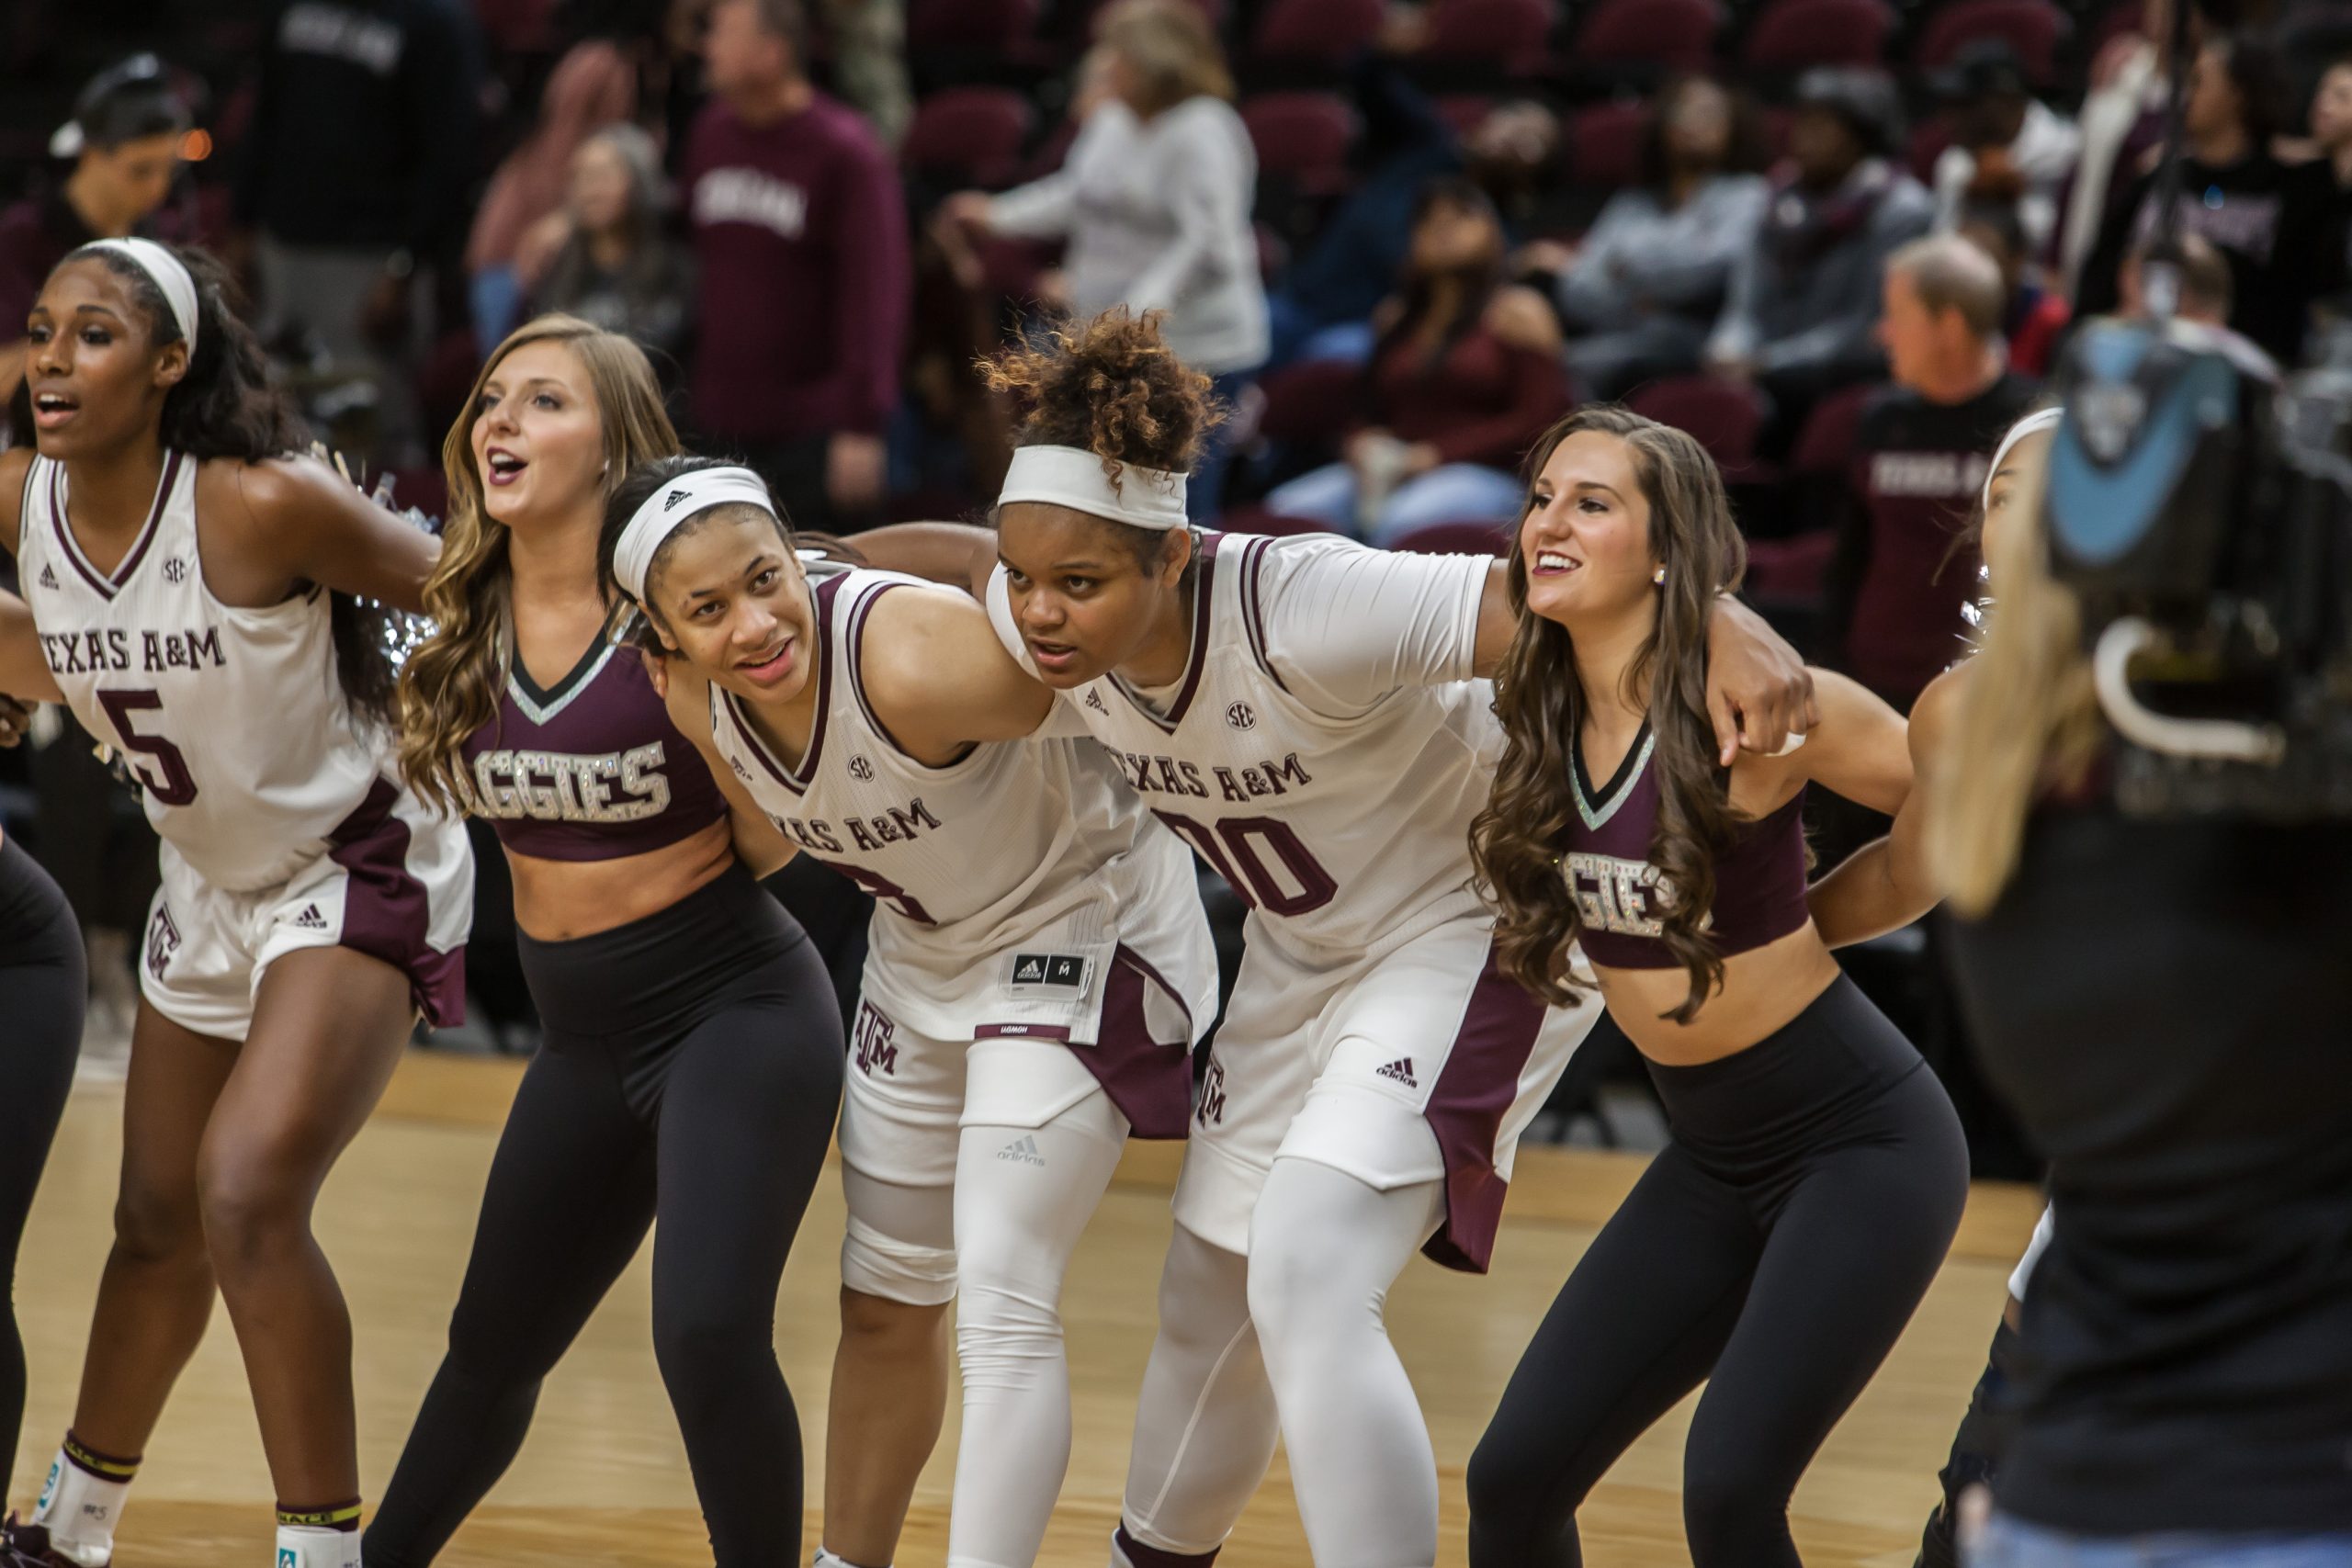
[1523,76,1770,400]
[1928,40,2081,260]
[941,0,1267,515]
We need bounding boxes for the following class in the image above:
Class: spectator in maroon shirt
[1823,233,2040,710]
[1261,179,1570,546]
[0,55,190,409]
[686,0,910,533]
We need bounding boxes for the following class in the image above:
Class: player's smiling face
[1519,430,1659,630]
[471,339,606,531]
[644,508,817,705]
[23,256,187,460]
[996,502,1189,687]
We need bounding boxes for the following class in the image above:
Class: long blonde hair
[1098,0,1234,112]
[1927,436,2104,914]
[396,316,683,811]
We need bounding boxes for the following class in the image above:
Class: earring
[1652,565,1667,586]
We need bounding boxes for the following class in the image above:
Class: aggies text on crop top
[458,622,729,861]
[1560,721,1811,969]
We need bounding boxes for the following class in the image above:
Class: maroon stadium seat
[1742,0,1895,70]
[1787,381,1883,478]
[1240,92,1360,186]
[1385,519,1515,556]
[1257,359,1363,453]
[1420,0,1556,69]
[1251,0,1386,64]
[1627,375,1767,472]
[1745,530,1838,600]
[902,87,1036,189]
[908,0,1041,52]
[1914,0,2069,85]
[1568,100,1651,190]
[1573,0,1721,72]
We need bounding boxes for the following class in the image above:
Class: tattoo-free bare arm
[848,521,998,601]
[1808,668,1960,947]
[232,455,442,614]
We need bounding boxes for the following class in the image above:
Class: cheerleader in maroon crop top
[1462,408,1970,1568]
[368,319,842,1568]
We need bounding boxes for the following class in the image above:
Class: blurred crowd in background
[7,0,2352,1171]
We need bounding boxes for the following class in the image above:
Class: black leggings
[365,865,843,1568]
[1466,976,1968,1568]
[0,839,83,1489]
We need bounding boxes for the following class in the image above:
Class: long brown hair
[396,315,682,811]
[1470,406,1749,1022]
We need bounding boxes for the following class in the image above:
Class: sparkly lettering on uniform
[468,742,673,823]
[1564,851,1667,937]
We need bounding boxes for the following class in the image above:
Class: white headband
[615,466,778,601]
[80,238,198,356]
[1983,407,2064,511]
[998,445,1188,532]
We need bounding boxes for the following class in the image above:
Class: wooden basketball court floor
[9,1051,2042,1566]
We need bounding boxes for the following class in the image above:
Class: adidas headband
[1983,407,2064,512]
[998,444,1188,532]
[615,467,778,602]
[78,238,198,357]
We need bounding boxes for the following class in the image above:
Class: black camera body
[2042,317,2352,819]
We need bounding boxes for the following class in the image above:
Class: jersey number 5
[1153,811,1337,916]
[96,688,199,807]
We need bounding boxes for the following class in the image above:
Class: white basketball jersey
[711,567,1216,1041]
[17,452,396,894]
[988,532,1499,959]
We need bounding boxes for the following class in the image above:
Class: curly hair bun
[985,308,1224,477]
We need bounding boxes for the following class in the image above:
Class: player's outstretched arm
[1809,665,1961,948]
[851,521,997,600]
[226,453,442,615]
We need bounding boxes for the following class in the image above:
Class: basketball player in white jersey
[0,240,471,1568]
[856,309,1815,1568]
[1807,407,2062,1565]
[598,455,1219,1568]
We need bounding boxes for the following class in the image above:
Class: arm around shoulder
[860,583,1053,754]
[659,658,798,878]
[230,454,441,614]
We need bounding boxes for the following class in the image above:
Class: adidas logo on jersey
[1376,1057,1419,1089]
[290,903,331,931]
[37,565,57,590]
[730,757,752,783]
[996,1134,1047,1167]
[1009,952,1087,988]
[1084,689,1108,713]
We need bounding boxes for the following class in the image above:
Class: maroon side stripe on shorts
[1419,942,1548,1274]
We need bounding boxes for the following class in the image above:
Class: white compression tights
[1115,1159,1445,1568]
[946,1093,1129,1568]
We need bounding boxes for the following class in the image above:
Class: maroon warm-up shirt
[684,92,909,443]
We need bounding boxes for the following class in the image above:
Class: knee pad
[841,1213,957,1307]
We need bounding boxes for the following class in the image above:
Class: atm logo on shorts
[146,903,182,980]
[1197,1056,1227,1127]
[853,1002,898,1077]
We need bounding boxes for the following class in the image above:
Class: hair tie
[999,444,1188,531]
[615,467,777,602]
[77,238,198,356]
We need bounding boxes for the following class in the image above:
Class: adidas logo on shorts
[37,565,57,590]
[290,903,331,931]
[1376,1057,1419,1089]
[996,1134,1047,1167]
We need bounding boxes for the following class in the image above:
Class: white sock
[31,1445,133,1567]
[814,1551,890,1568]
[275,1523,361,1568]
